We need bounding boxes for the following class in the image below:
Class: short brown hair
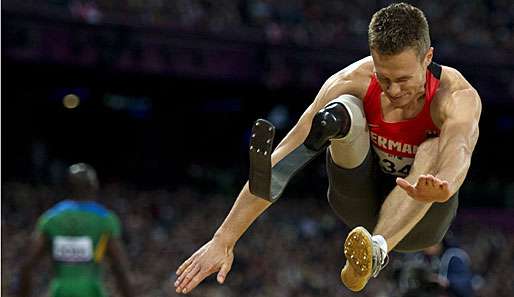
[368,3,430,57]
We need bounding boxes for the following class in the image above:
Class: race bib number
[53,236,93,262]
[374,148,414,177]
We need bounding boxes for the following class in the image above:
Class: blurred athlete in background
[18,163,134,297]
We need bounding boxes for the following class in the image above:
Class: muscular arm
[377,78,481,249]
[213,101,318,245]
[434,87,481,199]
[18,232,47,297]
[213,60,368,247]
[397,73,482,203]
[175,59,371,293]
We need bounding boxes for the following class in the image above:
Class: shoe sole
[341,226,373,291]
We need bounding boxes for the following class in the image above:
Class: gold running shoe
[340,226,388,291]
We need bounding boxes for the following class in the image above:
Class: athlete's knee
[427,227,446,247]
[420,224,448,251]
[304,98,351,151]
[303,94,369,168]
[326,95,370,168]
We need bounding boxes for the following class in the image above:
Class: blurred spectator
[13,164,134,297]
[400,265,449,297]
[399,237,476,297]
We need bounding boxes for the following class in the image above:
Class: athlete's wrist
[212,231,236,249]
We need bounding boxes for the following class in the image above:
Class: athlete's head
[67,162,99,198]
[368,3,433,107]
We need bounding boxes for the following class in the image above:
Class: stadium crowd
[2,179,513,297]
[5,0,514,51]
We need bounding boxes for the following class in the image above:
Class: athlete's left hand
[396,174,451,203]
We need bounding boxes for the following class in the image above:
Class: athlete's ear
[424,47,434,67]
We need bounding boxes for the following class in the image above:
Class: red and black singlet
[363,62,442,177]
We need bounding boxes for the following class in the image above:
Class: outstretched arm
[174,59,369,294]
[18,232,47,297]
[397,87,481,202]
[174,89,322,294]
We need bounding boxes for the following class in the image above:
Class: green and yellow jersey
[37,200,121,297]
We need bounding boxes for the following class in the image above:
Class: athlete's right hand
[174,237,234,294]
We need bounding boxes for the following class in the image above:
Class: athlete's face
[371,47,433,107]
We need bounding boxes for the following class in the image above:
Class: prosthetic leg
[249,95,387,292]
[248,94,365,202]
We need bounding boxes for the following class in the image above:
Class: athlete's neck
[382,93,425,121]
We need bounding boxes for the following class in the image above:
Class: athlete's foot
[340,227,388,291]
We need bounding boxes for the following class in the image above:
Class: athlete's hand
[174,237,234,294]
[396,174,451,203]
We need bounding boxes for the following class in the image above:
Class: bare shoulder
[334,56,374,83]
[335,56,374,97]
[434,66,482,122]
[439,66,480,100]
[315,57,374,107]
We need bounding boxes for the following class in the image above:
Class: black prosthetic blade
[270,144,324,201]
[249,119,275,201]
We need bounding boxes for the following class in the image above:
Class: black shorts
[326,149,458,252]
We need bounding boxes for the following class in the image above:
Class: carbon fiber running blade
[249,119,275,201]
[270,144,323,201]
[249,119,326,202]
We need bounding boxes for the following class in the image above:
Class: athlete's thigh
[326,149,386,231]
[396,192,459,252]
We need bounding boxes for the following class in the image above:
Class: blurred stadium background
[2,0,513,296]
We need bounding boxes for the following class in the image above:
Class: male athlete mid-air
[175,2,481,293]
